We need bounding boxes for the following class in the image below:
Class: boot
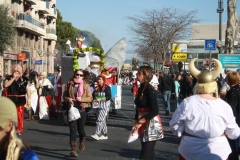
[79,137,85,151]
[27,110,32,120]
[70,141,78,157]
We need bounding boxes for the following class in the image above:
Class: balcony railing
[16,13,44,29]
[46,28,56,34]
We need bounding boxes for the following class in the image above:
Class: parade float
[61,37,126,113]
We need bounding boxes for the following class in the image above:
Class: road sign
[172,53,187,62]
[218,54,240,69]
[172,44,187,52]
[34,60,42,65]
[205,39,216,50]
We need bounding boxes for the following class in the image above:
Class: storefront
[3,53,27,76]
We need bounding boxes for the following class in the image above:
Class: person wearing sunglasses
[63,69,93,157]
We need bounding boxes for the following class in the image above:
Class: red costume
[54,67,62,111]
[6,75,28,135]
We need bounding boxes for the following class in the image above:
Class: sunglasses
[76,74,84,77]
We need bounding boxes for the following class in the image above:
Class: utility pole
[217,0,224,54]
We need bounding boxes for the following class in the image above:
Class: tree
[225,0,238,54]
[127,8,199,73]
[132,57,140,70]
[0,5,14,55]
[77,30,103,50]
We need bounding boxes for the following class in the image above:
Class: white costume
[26,83,38,113]
[150,74,159,90]
[170,95,240,160]
[39,78,52,120]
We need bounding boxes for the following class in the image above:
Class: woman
[26,71,39,120]
[131,66,160,160]
[0,97,39,160]
[63,69,93,157]
[38,72,57,120]
[174,73,181,108]
[91,74,111,141]
[170,58,240,160]
[5,64,29,135]
[225,71,240,160]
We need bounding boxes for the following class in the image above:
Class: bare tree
[225,0,238,54]
[127,8,199,73]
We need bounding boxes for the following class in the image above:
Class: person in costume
[38,72,57,120]
[91,74,111,141]
[131,66,161,160]
[0,97,39,160]
[4,64,29,135]
[54,66,62,112]
[26,71,39,120]
[63,69,93,157]
[225,71,240,160]
[169,58,240,160]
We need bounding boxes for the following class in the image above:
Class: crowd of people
[2,57,240,159]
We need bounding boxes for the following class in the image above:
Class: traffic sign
[172,53,187,62]
[35,60,42,65]
[205,39,216,50]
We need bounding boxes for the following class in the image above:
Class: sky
[57,0,240,60]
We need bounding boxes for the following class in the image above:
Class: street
[22,85,180,160]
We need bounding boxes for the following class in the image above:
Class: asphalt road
[22,85,180,160]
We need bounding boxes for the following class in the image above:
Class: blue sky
[57,0,240,60]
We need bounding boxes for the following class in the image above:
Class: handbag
[60,101,69,110]
[68,105,81,122]
[138,108,164,142]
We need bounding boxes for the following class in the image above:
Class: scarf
[74,78,83,97]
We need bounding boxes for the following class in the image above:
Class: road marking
[119,109,134,122]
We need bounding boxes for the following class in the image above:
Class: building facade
[0,0,57,76]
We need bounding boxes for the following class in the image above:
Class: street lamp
[217,0,224,53]
[37,49,59,73]
[216,40,240,52]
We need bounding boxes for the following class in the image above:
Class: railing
[16,13,44,29]
[46,28,56,34]
[46,1,50,9]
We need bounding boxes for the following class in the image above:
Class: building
[173,23,231,71]
[0,0,57,76]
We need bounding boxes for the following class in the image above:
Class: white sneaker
[99,135,108,140]
[91,134,100,140]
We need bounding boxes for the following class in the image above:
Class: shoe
[91,134,100,140]
[99,135,108,140]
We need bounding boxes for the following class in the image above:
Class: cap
[0,97,17,129]
[85,67,91,72]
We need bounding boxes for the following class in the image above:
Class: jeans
[162,90,171,112]
[68,111,87,141]
[176,95,181,108]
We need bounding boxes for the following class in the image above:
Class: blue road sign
[35,60,42,65]
[205,39,216,50]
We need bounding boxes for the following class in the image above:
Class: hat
[0,97,17,129]
[189,58,222,95]
[85,67,91,72]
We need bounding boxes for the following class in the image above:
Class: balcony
[25,0,37,5]
[45,28,57,40]
[15,13,45,36]
[36,1,50,14]
[47,8,57,19]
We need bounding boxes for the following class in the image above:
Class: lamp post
[217,0,224,53]
[38,49,59,73]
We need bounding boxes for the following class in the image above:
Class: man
[4,64,29,135]
[85,67,96,93]
[158,73,174,115]
[54,66,62,112]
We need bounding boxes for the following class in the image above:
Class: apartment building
[0,0,57,76]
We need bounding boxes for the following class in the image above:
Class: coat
[63,80,93,108]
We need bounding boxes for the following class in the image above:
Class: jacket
[63,80,93,108]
